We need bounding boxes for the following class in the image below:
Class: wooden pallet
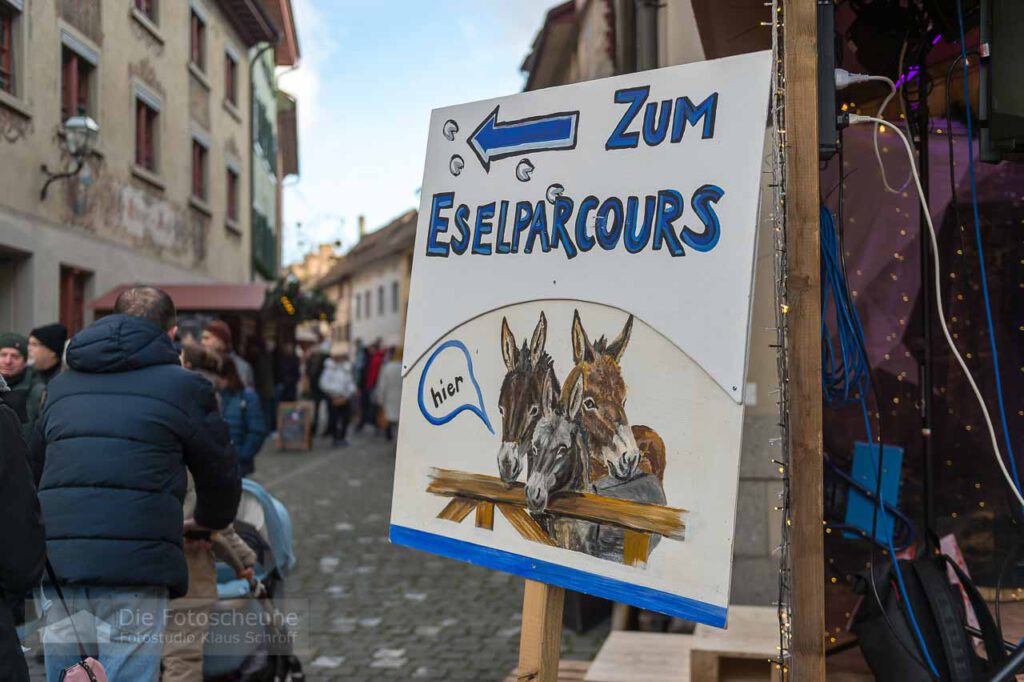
[505,658,591,682]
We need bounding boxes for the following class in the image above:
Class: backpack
[319,360,356,400]
[853,553,1008,681]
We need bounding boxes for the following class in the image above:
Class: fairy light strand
[769,0,792,677]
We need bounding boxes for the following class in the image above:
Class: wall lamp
[41,115,100,200]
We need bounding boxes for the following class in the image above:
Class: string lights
[768,0,792,676]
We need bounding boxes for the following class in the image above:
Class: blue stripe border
[390,525,727,628]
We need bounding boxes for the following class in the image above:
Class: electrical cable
[821,204,938,676]
[847,113,1024,511]
[954,0,1023,501]
[835,69,915,194]
[828,138,931,669]
[859,394,941,679]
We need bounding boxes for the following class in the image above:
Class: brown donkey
[496,312,560,484]
[564,309,666,483]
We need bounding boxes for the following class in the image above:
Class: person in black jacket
[0,375,45,682]
[30,286,240,682]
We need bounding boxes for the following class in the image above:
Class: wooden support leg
[475,501,495,529]
[517,580,565,682]
[622,530,651,566]
[437,498,475,522]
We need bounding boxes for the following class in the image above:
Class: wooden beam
[517,580,565,682]
[498,504,557,546]
[427,468,687,539]
[437,498,476,522]
[622,531,650,567]
[783,0,825,678]
[475,501,495,530]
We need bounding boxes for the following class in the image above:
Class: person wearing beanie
[0,332,43,436]
[28,323,67,385]
[201,320,255,389]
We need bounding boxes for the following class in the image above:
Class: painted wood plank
[437,497,475,522]
[476,501,495,529]
[428,468,687,539]
[622,531,650,567]
[498,503,557,546]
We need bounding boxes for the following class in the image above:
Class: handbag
[44,560,109,682]
[852,553,1007,681]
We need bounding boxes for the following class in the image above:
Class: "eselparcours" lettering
[425,185,724,260]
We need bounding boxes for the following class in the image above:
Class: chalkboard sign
[277,401,313,451]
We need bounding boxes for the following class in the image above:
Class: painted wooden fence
[426,468,687,566]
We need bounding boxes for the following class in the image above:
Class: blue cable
[955,0,1022,497]
[820,207,941,677]
[858,397,940,678]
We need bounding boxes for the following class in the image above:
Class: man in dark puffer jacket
[30,286,240,682]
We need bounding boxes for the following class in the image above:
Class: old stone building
[0,0,293,333]
[317,211,417,350]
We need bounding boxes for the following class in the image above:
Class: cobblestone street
[249,431,610,681]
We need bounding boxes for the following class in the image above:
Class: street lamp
[40,114,100,200]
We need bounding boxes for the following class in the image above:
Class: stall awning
[89,283,270,313]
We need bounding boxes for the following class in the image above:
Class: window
[59,267,90,335]
[135,99,158,171]
[226,167,239,222]
[134,0,156,22]
[391,281,399,313]
[190,10,205,71]
[355,292,361,319]
[365,290,371,319]
[224,52,237,105]
[0,5,14,95]
[378,285,385,315]
[191,140,207,200]
[61,47,94,120]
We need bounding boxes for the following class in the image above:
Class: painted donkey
[566,309,667,483]
[496,312,559,484]
[526,369,665,560]
[525,371,591,552]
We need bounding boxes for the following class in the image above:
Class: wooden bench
[584,607,780,682]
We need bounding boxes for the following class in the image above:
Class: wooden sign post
[517,581,566,682]
[783,0,826,678]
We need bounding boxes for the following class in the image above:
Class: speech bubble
[417,339,494,434]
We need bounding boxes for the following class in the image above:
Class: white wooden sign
[391,51,772,627]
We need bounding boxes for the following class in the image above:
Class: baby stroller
[204,479,304,681]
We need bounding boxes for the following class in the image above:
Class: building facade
[0,0,284,334]
[522,0,777,605]
[316,210,416,351]
[250,0,299,280]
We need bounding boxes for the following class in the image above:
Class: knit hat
[30,323,68,356]
[0,333,27,357]
[204,320,233,350]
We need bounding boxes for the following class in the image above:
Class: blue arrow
[467,106,579,172]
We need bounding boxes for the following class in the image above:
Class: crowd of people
[0,285,407,680]
[0,286,272,681]
[303,336,403,446]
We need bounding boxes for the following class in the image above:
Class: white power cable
[848,114,1024,509]
[836,69,914,194]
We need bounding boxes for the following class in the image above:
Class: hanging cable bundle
[820,206,870,407]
